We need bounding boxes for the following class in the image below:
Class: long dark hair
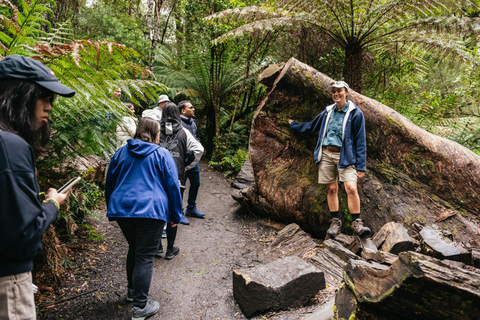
[0,79,53,152]
[134,117,159,143]
[162,102,181,121]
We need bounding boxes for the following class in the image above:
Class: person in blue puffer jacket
[289,80,370,239]
[105,117,183,320]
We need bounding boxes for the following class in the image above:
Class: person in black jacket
[157,103,203,260]
[179,100,206,219]
[0,55,75,319]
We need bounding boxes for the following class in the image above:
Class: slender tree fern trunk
[343,42,363,93]
[147,0,162,70]
[204,46,218,159]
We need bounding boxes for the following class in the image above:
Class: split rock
[233,255,325,317]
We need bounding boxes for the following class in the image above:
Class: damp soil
[36,161,334,320]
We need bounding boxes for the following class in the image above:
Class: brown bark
[342,251,480,320]
[244,57,480,246]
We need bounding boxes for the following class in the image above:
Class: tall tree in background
[208,0,479,92]
[152,0,264,158]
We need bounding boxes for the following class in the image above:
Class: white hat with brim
[157,94,170,104]
[327,81,350,94]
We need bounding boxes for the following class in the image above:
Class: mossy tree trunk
[246,57,480,245]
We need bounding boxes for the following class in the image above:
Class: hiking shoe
[155,246,163,258]
[132,300,159,320]
[161,225,167,238]
[165,246,180,260]
[185,208,205,219]
[352,219,371,238]
[327,218,342,238]
[180,213,190,225]
[126,288,134,302]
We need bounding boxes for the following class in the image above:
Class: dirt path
[37,161,332,320]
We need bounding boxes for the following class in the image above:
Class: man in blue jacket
[289,81,371,238]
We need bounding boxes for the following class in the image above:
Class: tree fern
[0,0,54,55]
[34,40,167,167]
[1,1,168,167]
[155,41,262,157]
[206,0,480,92]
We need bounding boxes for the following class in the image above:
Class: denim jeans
[116,218,164,308]
[185,163,200,210]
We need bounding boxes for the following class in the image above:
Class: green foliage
[1,0,168,166]
[209,147,249,177]
[83,223,105,242]
[207,0,480,92]
[155,40,261,158]
[35,40,167,167]
[0,0,54,56]
[39,21,75,45]
[74,1,150,56]
[67,178,104,225]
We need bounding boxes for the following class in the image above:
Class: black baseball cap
[0,55,75,97]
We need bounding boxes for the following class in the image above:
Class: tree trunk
[342,251,480,320]
[243,57,480,246]
[344,42,363,93]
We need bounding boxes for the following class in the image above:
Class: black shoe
[165,246,180,260]
[155,246,163,258]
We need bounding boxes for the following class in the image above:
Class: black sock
[330,211,340,219]
[351,213,360,221]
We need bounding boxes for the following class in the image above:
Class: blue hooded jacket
[289,101,367,172]
[105,139,183,223]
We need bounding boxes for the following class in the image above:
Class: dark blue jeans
[116,218,164,308]
[185,163,200,211]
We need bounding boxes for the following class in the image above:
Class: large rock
[233,255,325,317]
[420,225,471,264]
[231,158,254,189]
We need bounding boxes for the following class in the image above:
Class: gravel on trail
[37,161,334,320]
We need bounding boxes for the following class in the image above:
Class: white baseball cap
[157,94,170,104]
[327,81,350,94]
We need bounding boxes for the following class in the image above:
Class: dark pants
[117,218,164,308]
[161,187,185,251]
[185,163,200,211]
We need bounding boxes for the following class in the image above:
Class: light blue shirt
[322,101,349,147]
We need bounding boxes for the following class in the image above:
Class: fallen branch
[38,289,98,308]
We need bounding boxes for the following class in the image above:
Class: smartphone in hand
[58,177,81,194]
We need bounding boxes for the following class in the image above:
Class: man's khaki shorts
[318,149,358,184]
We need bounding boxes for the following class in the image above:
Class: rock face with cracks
[232,255,325,317]
[241,57,480,245]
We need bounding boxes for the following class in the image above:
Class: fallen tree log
[342,251,480,319]
[243,57,480,245]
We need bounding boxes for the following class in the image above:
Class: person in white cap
[288,80,370,238]
[141,94,170,122]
